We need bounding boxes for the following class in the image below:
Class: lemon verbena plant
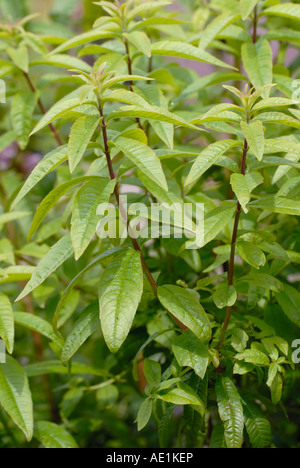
[0,0,300,449]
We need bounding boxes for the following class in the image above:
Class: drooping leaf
[34,421,79,448]
[68,115,100,173]
[112,137,168,191]
[157,285,211,342]
[0,356,33,441]
[172,332,209,379]
[216,376,244,449]
[61,303,100,365]
[16,234,74,301]
[240,120,265,161]
[0,292,14,354]
[99,249,143,353]
[10,91,37,150]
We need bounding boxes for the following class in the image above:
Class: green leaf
[107,105,198,130]
[99,249,143,353]
[242,397,271,448]
[71,178,116,259]
[237,271,282,292]
[113,137,168,191]
[151,40,235,70]
[199,11,240,49]
[0,131,16,153]
[216,376,244,448]
[210,421,226,448]
[242,39,273,98]
[137,399,153,431]
[31,54,92,74]
[28,176,105,240]
[61,303,100,365]
[240,0,258,20]
[157,383,205,412]
[12,146,68,209]
[124,31,151,57]
[16,234,74,301]
[237,241,266,269]
[230,172,264,213]
[213,283,237,309]
[263,3,300,22]
[270,372,283,405]
[185,140,241,188]
[68,116,100,173]
[34,421,78,448]
[51,29,119,54]
[14,312,63,348]
[0,211,31,226]
[53,248,121,334]
[144,359,161,386]
[0,356,33,441]
[30,89,97,136]
[10,91,36,150]
[276,284,300,329]
[249,196,300,216]
[7,46,28,72]
[24,360,108,378]
[157,285,211,342]
[0,293,14,354]
[252,97,298,113]
[256,111,300,129]
[235,349,270,366]
[172,332,209,379]
[240,121,265,161]
[196,205,236,248]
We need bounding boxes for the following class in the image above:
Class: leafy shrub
[0,0,300,449]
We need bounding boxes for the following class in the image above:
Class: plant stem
[23,72,64,146]
[218,138,248,350]
[98,100,187,330]
[253,6,258,44]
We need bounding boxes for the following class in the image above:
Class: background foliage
[0,0,300,448]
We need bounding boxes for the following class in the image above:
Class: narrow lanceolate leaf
[113,137,168,191]
[61,303,100,365]
[255,112,300,129]
[30,88,97,136]
[151,41,235,70]
[263,4,300,22]
[276,283,300,328]
[14,312,63,348]
[249,196,300,216]
[230,171,264,213]
[68,116,100,173]
[158,285,211,343]
[240,0,259,20]
[252,97,298,113]
[0,356,33,441]
[71,179,116,260]
[34,421,78,448]
[51,29,119,54]
[107,105,198,130]
[31,54,92,74]
[242,397,271,449]
[28,176,105,240]
[242,40,273,99]
[203,205,236,247]
[124,31,151,57]
[12,146,68,209]
[16,235,74,301]
[199,12,240,50]
[0,293,14,354]
[99,249,143,353]
[157,383,205,413]
[241,121,264,161]
[185,140,241,188]
[137,399,153,431]
[53,248,121,334]
[10,91,37,150]
[0,211,31,226]
[172,332,209,379]
[216,376,244,449]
